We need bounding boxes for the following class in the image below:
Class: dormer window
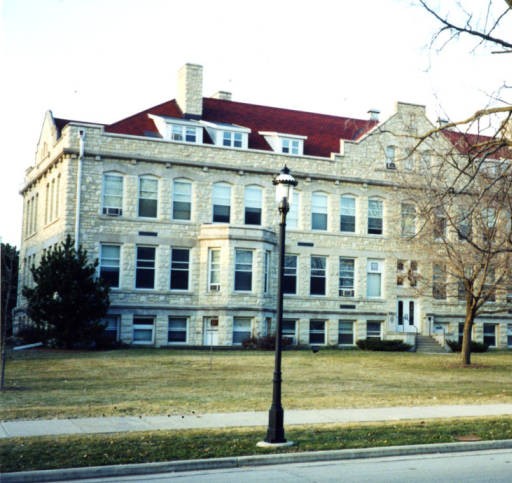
[282,138,300,155]
[223,131,243,148]
[201,121,250,149]
[148,114,203,144]
[259,131,307,156]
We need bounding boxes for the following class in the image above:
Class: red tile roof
[105,97,378,158]
[442,129,511,160]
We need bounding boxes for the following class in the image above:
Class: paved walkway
[2,404,512,438]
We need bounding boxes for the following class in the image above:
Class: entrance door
[203,317,219,345]
[397,299,418,333]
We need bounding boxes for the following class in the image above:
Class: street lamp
[258,165,297,447]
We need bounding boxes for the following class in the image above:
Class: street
[53,448,512,482]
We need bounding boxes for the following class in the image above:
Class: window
[401,203,416,237]
[244,186,262,225]
[133,316,154,344]
[136,246,156,289]
[168,316,188,343]
[458,281,466,301]
[367,321,382,340]
[368,199,383,235]
[170,248,189,290]
[282,138,300,155]
[100,244,120,288]
[507,324,512,348]
[309,320,325,344]
[102,174,123,215]
[367,260,382,298]
[458,323,465,344]
[170,124,198,143]
[282,319,297,345]
[433,209,446,240]
[138,176,158,218]
[339,258,355,297]
[385,145,396,167]
[172,179,192,221]
[483,323,496,347]
[340,196,356,232]
[102,315,120,342]
[233,317,251,344]
[310,256,326,295]
[283,255,297,294]
[235,249,253,291]
[223,131,243,148]
[311,192,328,230]
[208,249,221,291]
[482,208,497,243]
[212,183,231,223]
[432,264,446,299]
[338,321,355,345]
[287,192,299,229]
[458,208,472,241]
[264,250,271,293]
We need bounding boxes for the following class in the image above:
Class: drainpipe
[74,129,85,251]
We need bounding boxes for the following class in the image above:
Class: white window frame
[138,176,158,218]
[483,323,497,348]
[233,317,252,345]
[309,320,326,345]
[133,315,155,345]
[401,202,416,237]
[284,254,298,295]
[286,191,300,229]
[339,258,355,297]
[338,320,355,346]
[135,245,156,289]
[168,316,188,344]
[170,247,190,291]
[340,195,356,233]
[234,249,253,292]
[102,173,123,216]
[368,198,383,235]
[100,244,121,288]
[172,179,192,221]
[208,248,221,292]
[367,259,383,298]
[507,324,512,348]
[212,182,231,223]
[367,321,382,340]
[223,131,243,148]
[282,319,297,345]
[310,255,327,296]
[264,250,271,294]
[244,185,262,225]
[311,192,328,231]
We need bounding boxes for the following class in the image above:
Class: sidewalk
[2,403,512,438]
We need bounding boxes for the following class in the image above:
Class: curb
[3,439,512,483]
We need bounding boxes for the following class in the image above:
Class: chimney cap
[368,109,380,121]
[211,90,232,101]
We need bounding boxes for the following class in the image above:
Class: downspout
[74,129,85,251]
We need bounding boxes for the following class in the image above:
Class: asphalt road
[49,448,512,483]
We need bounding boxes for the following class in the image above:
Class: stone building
[15,63,512,350]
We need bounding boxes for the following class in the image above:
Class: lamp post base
[256,440,295,448]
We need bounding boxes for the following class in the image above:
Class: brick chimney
[177,63,203,119]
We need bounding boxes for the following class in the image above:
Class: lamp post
[258,165,297,447]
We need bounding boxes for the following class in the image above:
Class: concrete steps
[415,335,448,353]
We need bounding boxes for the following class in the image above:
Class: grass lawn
[1,348,511,420]
[2,417,512,473]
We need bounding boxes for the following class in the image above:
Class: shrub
[242,335,293,350]
[446,339,489,353]
[356,338,412,352]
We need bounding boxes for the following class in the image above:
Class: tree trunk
[461,309,475,366]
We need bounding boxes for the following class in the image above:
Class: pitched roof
[442,129,511,160]
[106,97,378,158]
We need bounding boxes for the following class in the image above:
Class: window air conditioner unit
[210,284,221,292]
[386,162,396,170]
[339,289,354,297]
[103,207,122,216]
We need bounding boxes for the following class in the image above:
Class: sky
[0,0,509,246]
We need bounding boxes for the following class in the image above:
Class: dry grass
[1,348,511,420]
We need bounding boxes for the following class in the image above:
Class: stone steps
[415,335,448,353]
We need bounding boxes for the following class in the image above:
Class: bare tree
[413,0,512,364]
